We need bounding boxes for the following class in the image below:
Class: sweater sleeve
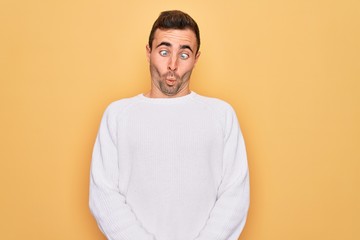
[89,106,155,240]
[194,106,250,240]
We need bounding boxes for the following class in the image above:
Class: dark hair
[148,10,200,53]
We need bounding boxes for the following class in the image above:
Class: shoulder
[192,92,236,115]
[103,94,142,119]
[192,93,241,132]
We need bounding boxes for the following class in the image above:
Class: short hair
[148,10,201,53]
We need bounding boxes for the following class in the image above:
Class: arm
[195,106,250,240]
[89,106,155,240]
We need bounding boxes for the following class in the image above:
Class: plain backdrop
[0,0,359,239]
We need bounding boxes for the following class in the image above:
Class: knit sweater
[89,92,249,240]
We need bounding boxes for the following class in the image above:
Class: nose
[168,55,178,71]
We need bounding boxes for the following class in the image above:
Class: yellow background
[1,0,359,239]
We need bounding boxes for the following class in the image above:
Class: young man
[89,10,250,240]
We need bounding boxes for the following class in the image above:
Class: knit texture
[89,92,249,240]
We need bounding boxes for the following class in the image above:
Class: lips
[166,79,176,86]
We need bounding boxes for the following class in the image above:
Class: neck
[145,87,191,98]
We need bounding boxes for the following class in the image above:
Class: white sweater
[89,92,249,240]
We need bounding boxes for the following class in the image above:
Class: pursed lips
[165,78,176,85]
[165,72,177,85]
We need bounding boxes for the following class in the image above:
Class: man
[89,10,249,240]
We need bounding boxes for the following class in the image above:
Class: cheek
[151,56,168,70]
[178,61,196,75]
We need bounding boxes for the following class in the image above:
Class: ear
[194,51,201,64]
[146,44,151,63]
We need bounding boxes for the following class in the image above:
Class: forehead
[153,28,197,47]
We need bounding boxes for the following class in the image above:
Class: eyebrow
[156,41,194,53]
[156,41,171,48]
[180,45,193,53]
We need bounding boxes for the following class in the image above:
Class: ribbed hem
[118,225,155,240]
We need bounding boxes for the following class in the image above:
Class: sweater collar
[138,91,196,103]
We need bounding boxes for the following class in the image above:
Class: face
[146,28,200,98]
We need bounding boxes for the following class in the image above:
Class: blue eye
[159,50,168,56]
[180,53,189,60]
